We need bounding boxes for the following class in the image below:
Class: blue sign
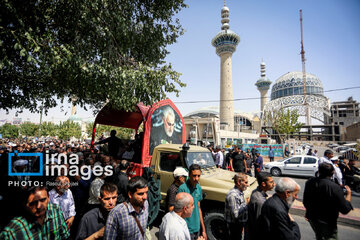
[243,144,284,157]
[8,152,43,176]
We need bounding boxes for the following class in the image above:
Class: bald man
[159,192,204,240]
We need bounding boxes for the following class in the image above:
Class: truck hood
[198,167,258,200]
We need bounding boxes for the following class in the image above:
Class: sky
[1,0,360,124]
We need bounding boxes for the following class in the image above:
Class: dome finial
[261,59,266,78]
[221,0,230,31]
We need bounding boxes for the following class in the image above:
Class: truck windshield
[186,152,216,168]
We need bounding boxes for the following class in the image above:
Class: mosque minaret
[255,61,272,112]
[211,2,240,131]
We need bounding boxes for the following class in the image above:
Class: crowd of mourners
[0,134,359,240]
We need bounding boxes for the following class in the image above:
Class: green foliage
[19,122,39,137]
[0,123,19,138]
[264,108,303,143]
[57,121,81,140]
[86,122,134,140]
[39,122,58,137]
[0,0,187,113]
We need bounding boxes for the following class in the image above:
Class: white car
[264,155,319,177]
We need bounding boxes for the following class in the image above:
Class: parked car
[335,146,350,153]
[263,155,319,177]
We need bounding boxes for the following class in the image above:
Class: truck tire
[204,209,228,240]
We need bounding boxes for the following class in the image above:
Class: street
[149,213,360,240]
[271,176,360,209]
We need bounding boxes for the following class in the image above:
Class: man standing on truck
[178,164,207,240]
[95,130,123,158]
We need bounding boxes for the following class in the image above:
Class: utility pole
[38,103,43,138]
[300,9,311,125]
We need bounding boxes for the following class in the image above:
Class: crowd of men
[0,136,359,240]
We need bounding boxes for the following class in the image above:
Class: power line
[173,86,360,104]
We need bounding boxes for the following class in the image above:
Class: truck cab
[91,99,257,240]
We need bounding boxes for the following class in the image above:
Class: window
[159,152,182,172]
[304,157,317,164]
[286,157,301,164]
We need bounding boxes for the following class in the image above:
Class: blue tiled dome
[271,71,324,100]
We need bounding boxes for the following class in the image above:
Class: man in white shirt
[159,192,204,240]
[215,147,224,168]
[319,149,333,164]
[49,176,76,229]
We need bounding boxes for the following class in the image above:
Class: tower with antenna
[300,9,311,125]
[255,60,272,112]
[211,1,240,131]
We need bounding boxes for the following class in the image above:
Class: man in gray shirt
[247,172,275,240]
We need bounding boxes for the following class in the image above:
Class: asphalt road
[149,213,360,240]
[271,176,360,209]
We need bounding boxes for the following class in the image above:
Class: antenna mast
[300,9,311,125]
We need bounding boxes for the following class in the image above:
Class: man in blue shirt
[268,146,275,162]
[254,152,263,178]
[178,164,206,240]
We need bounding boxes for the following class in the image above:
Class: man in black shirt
[258,177,301,240]
[230,147,247,173]
[76,183,118,240]
[303,163,353,240]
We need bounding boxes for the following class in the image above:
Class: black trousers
[227,222,245,240]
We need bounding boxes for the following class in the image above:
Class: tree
[57,121,81,140]
[264,108,303,144]
[0,0,186,113]
[86,122,134,140]
[0,123,19,138]
[40,122,58,137]
[19,122,39,137]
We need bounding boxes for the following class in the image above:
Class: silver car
[263,155,319,177]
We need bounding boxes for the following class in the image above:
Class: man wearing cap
[166,167,188,212]
[330,156,343,186]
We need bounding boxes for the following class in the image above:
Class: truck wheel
[204,209,228,240]
[271,167,281,176]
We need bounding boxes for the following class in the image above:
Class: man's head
[349,159,357,166]
[174,192,194,218]
[324,149,334,159]
[233,173,249,192]
[102,155,111,167]
[256,151,260,156]
[24,186,49,220]
[318,163,334,178]
[162,107,175,137]
[269,146,272,150]
[188,164,202,188]
[128,176,148,208]
[110,130,117,137]
[119,159,130,171]
[173,167,188,185]
[257,172,275,192]
[275,177,300,207]
[55,176,70,195]
[99,182,118,212]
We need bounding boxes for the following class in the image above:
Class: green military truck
[91,99,258,240]
[151,143,257,239]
